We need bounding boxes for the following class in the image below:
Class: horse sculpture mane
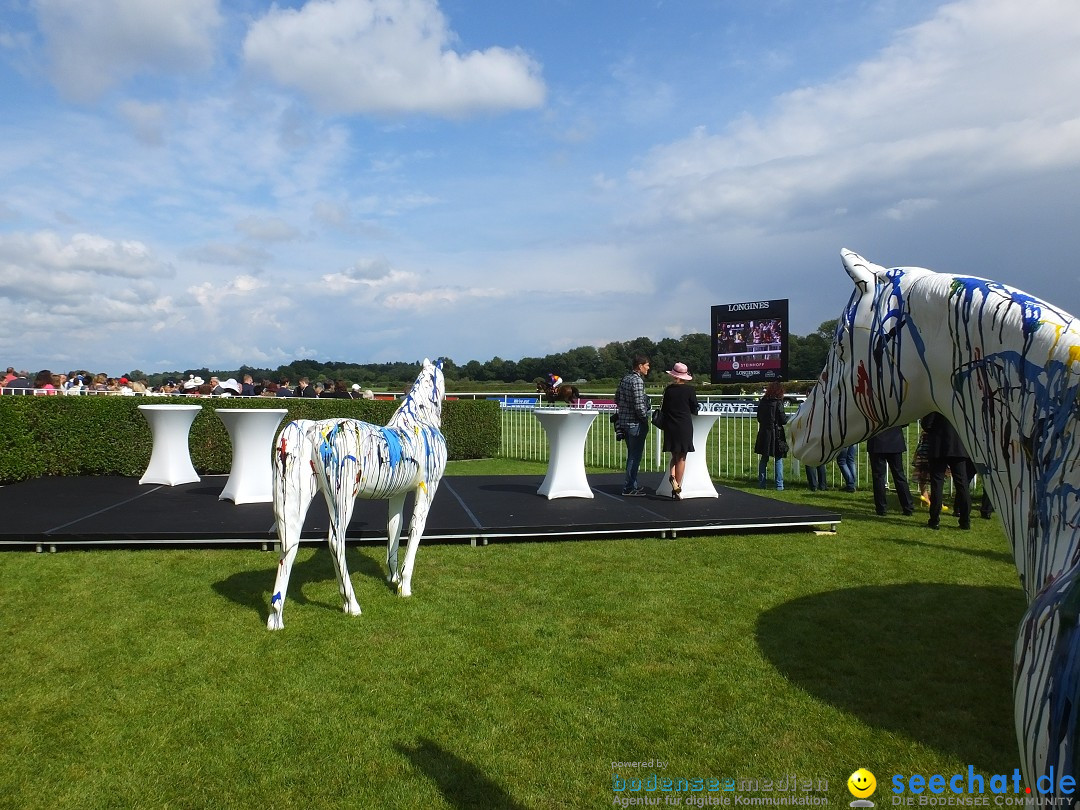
[267,358,448,630]
[788,249,1080,792]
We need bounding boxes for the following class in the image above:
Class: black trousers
[929,456,972,527]
[869,452,914,513]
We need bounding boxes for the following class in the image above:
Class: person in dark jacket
[322,380,354,399]
[614,355,651,496]
[2,370,31,394]
[754,382,788,491]
[294,377,318,398]
[867,426,915,516]
[922,411,972,529]
[659,362,699,499]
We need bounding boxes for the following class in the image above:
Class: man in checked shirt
[614,355,651,496]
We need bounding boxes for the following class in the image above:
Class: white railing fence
[500,397,935,492]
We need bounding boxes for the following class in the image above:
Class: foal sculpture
[788,250,1080,792]
[267,358,447,630]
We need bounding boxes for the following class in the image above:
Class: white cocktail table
[655,412,722,499]
[215,408,289,504]
[138,404,203,486]
[534,409,599,499]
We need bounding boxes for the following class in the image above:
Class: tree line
[128,321,836,391]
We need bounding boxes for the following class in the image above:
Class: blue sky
[2,0,1079,374]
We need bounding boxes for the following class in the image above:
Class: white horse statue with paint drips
[788,250,1080,794]
[267,358,447,630]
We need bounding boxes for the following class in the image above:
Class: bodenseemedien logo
[849,768,878,808]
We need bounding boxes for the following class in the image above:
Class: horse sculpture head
[787,249,1080,793]
[392,358,446,429]
[788,249,940,465]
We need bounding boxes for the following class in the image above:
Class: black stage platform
[0,473,841,551]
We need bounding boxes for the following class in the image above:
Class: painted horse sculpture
[267,358,448,630]
[788,250,1080,791]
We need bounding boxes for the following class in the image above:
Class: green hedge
[0,396,501,483]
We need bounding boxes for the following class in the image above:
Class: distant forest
[128,321,837,391]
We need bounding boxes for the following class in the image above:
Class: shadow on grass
[880,534,1014,566]
[756,583,1024,772]
[395,738,527,810]
[211,543,392,618]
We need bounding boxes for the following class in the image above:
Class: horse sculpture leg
[1014,565,1080,790]
[385,492,407,586]
[397,480,440,598]
[323,495,362,617]
[314,438,363,618]
[268,420,320,631]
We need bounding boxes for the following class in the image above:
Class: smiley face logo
[848,768,877,799]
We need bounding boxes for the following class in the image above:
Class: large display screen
[711,299,789,384]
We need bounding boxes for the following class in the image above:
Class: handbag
[776,426,789,457]
[610,412,625,441]
[651,408,666,429]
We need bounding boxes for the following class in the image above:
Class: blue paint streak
[319,423,340,471]
[380,427,403,470]
[954,277,1045,338]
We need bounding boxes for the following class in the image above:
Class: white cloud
[383,285,505,311]
[234,215,301,243]
[33,0,222,101]
[609,55,675,126]
[592,173,617,192]
[629,0,1080,228]
[0,230,177,362]
[116,99,167,146]
[884,198,940,221]
[242,0,546,116]
[312,201,351,230]
[320,258,415,293]
[311,201,393,238]
[188,273,266,307]
[182,242,271,267]
[0,231,169,284]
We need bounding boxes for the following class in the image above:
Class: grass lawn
[0,459,1023,809]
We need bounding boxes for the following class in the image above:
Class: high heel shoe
[669,475,682,499]
[919,492,948,511]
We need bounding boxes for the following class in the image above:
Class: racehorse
[534,378,580,404]
[267,358,447,630]
[787,250,1080,793]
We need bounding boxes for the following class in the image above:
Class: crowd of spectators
[0,367,378,399]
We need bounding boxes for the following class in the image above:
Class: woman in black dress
[660,362,699,499]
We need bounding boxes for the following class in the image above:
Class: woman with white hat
[659,362,699,499]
